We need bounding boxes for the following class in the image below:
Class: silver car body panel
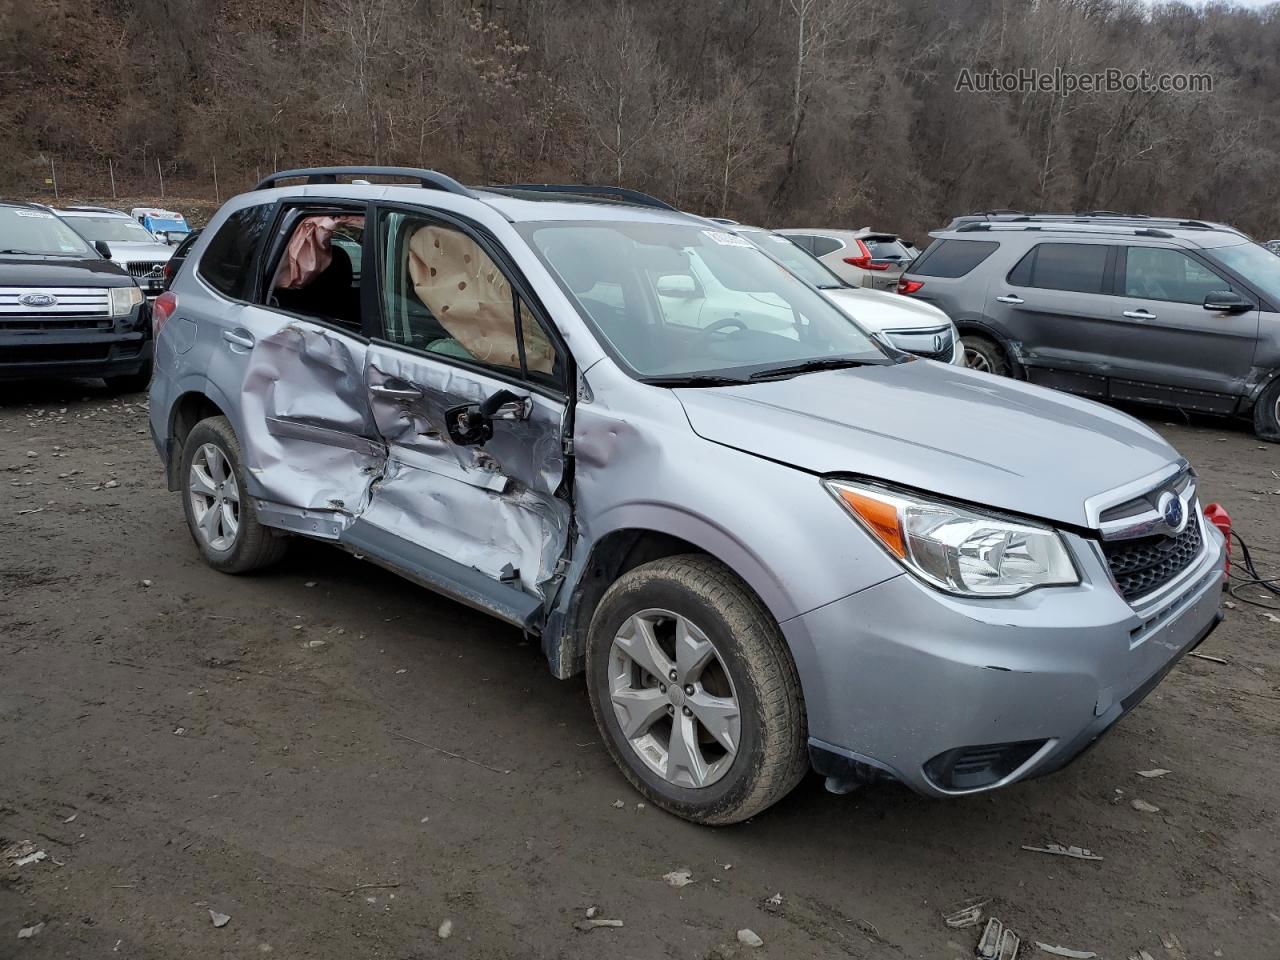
[150,179,1225,799]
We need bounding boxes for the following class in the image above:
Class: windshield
[64,215,157,244]
[736,228,844,289]
[1211,241,1280,306]
[146,218,188,233]
[0,207,94,256]
[520,221,887,380]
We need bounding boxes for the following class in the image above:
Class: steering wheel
[702,316,750,337]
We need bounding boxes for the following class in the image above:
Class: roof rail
[1075,210,1147,218]
[253,166,478,197]
[960,222,1178,240]
[60,205,128,215]
[491,183,675,211]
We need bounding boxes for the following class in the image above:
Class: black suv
[899,212,1280,441]
[0,201,151,391]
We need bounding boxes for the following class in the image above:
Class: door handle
[1123,309,1157,320]
[222,328,255,349]
[995,295,1024,304]
[370,383,424,400]
[491,397,532,421]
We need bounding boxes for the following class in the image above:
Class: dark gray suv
[898,213,1280,441]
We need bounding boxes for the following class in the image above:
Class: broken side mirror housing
[1203,290,1252,313]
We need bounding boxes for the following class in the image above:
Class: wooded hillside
[4,0,1279,238]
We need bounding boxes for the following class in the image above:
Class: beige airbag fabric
[407,225,553,374]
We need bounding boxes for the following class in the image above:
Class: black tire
[961,334,1010,377]
[586,555,808,825]
[104,362,153,394]
[180,416,288,574]
[1253,377,1280,443]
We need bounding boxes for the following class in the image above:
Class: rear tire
[1253,377,1280,443]
[180,416,288,574]
[586,555,808,825]
[961,334,1010,376]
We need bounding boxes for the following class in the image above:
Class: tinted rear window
[1010,243,1109,294]
[863,237,910,260]
[909,239,998,278]
[198,205,274,298]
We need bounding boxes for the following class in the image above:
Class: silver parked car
[777,227,915,291]
[730,225,962,364]
[149,168,1225,824]
[56,206,176,297]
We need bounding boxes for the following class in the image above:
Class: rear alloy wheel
[1253,376,1280,442]
[961,334,1010,376]
[180,416,288,573]
[587,555,808,824]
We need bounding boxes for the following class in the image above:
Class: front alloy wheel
[608,609,741,789]
[586,555,808,824]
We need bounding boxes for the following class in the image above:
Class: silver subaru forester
[148,168,1225,824]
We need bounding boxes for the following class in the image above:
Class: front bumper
[785,517,1226,797]
[0,324,152,381]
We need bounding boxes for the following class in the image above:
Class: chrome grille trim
[0,287,111,317]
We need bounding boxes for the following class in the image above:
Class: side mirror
[1203,290,1252,313]
[656,275,699,299]
[93,240,113,259]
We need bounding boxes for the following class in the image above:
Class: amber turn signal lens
[835,487,905,558]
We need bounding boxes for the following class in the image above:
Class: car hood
[675,360,1178,528]
[821,286,952,332]
[0,255,133,286]
[106,242,176,262]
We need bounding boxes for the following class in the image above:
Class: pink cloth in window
[274,215,363,290]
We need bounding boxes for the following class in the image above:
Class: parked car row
[142,167,1227,825]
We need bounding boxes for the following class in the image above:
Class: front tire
[586,555,808,825]
[1253,377,1280,443]
[180,416,288,574]
[961,334,1010,376]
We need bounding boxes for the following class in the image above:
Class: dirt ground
[1,378,1278,960]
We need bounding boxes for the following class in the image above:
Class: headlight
[824,479,1079,597]
[110,285,144,316]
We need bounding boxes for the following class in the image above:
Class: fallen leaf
[1131,798,1161,813]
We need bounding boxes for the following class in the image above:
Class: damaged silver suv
[150,168,1226,824]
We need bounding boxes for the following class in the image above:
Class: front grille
[1103,521,1202,602]
[886,325,954,361]
[0,287,110,317]
[126,262,166,289]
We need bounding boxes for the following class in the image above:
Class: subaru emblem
[18,293,57,307]
[1158,492,1185,532]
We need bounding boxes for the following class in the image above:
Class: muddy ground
[1,379,1278,960]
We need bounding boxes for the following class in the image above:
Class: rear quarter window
[198,204,274,299]
[810,236,843,257]
[909,239,999,277]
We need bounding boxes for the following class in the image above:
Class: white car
[731,226,963,364]
[55,207,177,297]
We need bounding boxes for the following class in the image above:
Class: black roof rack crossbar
[1075,210,1147,217]
[492,183,675,210]
[253,166,477,197]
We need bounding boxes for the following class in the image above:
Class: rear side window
[785,234,815,254]
[910,239,998,278]
[198,204,274,299]
[810,236,843,257]
[1009,243,1108,294]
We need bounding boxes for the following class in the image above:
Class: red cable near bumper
[1204,503,1231,577]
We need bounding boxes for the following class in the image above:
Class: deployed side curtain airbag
[275,215,363,290]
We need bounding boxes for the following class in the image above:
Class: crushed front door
[339,207,572,628]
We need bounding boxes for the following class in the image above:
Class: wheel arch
[544,513,792,680]
[954,317,1023,376]
[165,387,232,490]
